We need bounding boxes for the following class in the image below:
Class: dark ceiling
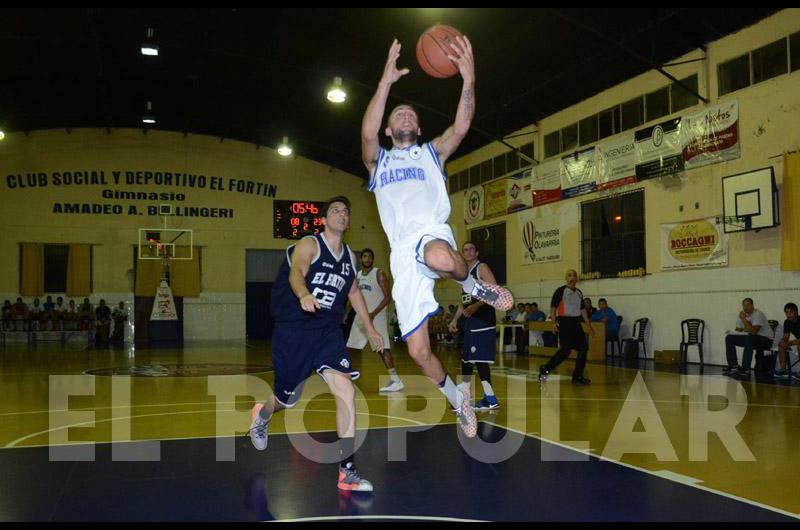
[1,8,781,178]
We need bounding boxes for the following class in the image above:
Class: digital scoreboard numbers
[273,200,326,239]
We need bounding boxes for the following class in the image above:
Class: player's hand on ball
[300,294,320,313]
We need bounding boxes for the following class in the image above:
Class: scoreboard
[273,200,326,239]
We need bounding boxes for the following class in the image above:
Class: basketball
[416,24,464,79]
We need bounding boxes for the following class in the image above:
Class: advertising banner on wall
[519,209,562,266]
[596,134,637,190]
[506,169,534,214]
[484,179,508,219]
[661,217,728,270]
[150,280,179,320]
[463,185,485,225]
[681,100,740,169]
[560,147,598,199]
[532,158,562,207]
[635,117,683,181]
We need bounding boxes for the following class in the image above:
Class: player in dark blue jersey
[248,196,383,492]
[449,242,500,411]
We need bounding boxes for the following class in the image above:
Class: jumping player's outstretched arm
[348,280,384,352]
[362,39,409,176]
[288,237,321,313]
[431,35,475,166]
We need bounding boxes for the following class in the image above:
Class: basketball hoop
[715,215,752,230]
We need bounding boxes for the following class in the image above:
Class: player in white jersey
[346,248,404,392]
[361,37,513,439]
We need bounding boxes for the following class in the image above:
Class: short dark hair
[360,248,374,258]
[598,298,607,304]
[462,241,478,251]
[325,196,350,216]
[387,104,419,126]
[532,302,538,308]
[785,303,798,312]
[743,297,753,305]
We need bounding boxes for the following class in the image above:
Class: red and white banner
[596,134,637,190]
[506,169,534,214]
[532,159,562,206]
[681,100,740,169]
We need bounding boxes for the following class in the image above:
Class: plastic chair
[680,318,705,366]
[624,318,649,360]
[606,315,623,357]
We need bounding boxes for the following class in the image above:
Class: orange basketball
[416,24,464,79]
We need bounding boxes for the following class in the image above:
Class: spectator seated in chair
[525,302,547,348]
[1,300,12,331]
[582,297,596,319]
[41,295,56,331]
[724,297,773,378]
[28,298,45,332]
[12,298,29,331]
[774,302,800,381]
[78,298,93,332]
[65,299,78,331]
[95,299,112,343]
[52,296,66,331]
[111,301,128,343]
[591,298,619,350]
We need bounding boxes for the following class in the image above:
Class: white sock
[458,274,476,294]
[481,380,495,398]
[388,368,400,383]
[439,375,462,409]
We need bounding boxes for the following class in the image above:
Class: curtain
[170,247,201,297]
[781,151,800,271]
[20,243,44,296]
[135,247,199,297]
[66,244,92,297]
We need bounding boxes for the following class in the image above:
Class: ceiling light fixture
[141,27,159,56]
[277,136,292,157]
[327,76,346,103]
[142,101,156,124]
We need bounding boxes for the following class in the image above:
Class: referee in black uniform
[539,269,594,385]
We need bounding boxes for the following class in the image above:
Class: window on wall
[719,53,751,96]
[493,155,506,178]
[645,86,670,122]
[507,150,521,174]
[670,74,699,113]
[581,190,645,278]
[561,123,578,153]
[544,131,560,159]
[621,96,644,131]
[598,107,620,140]
[469,223,506,284]
[480,159,493,183]
[520,142,535,164]
[469,165,481,187]
[752,38,788,84]
[791,31,800,72]
[579,115,598,146]
[449,173,460,194]
[44,244,69,293]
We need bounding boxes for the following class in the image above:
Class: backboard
[720,167,779,233]
[138,228,194,260]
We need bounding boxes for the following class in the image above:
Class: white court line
[3,408,441,449]
[270,515,486,522]
[482,420,800,520]
[4,387,800,420]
